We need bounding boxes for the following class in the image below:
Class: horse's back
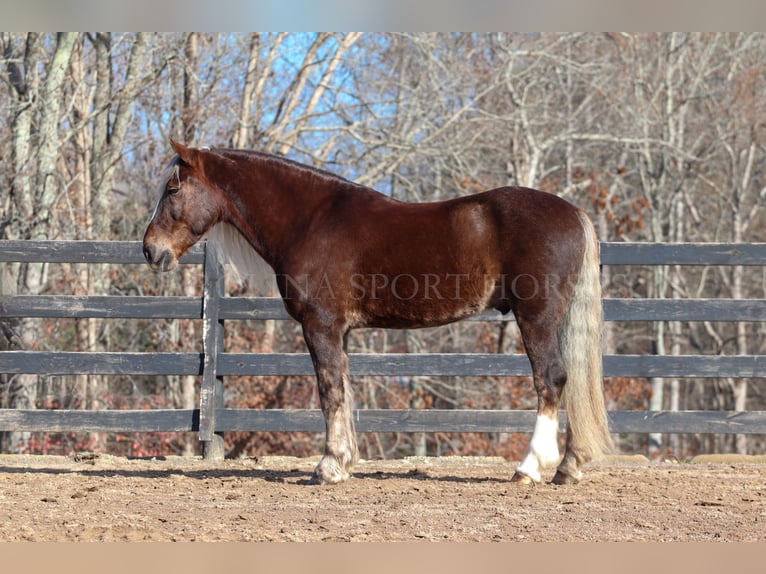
[312,185,588,328]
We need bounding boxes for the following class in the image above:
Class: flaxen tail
[558,211,613,463]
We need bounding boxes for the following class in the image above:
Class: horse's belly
[354,271,496,329]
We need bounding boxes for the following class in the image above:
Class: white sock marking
[516,413,560,482]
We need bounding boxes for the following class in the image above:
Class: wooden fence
[1,239,765,459]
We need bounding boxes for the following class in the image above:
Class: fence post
[200,241,225,460]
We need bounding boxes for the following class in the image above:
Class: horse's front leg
[302,320,358,485]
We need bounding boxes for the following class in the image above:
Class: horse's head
[143,139,227,272]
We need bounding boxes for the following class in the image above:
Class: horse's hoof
[308,472,348,485]
[510,472,537,485]
[550,470,581,485]
[308,464,349,485]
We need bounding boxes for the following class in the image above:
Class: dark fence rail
[2,240,766,458]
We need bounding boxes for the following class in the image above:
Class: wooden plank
[219,299,514,324]
[213,297,766,323]
[4,240,766,266]
[215,408,540,433]
[0,295,203,319]
[0,240,205,264]
[1,408,764,434]
[3,295,765,323]
[216,409,766,434]
[602,354,766,378]
[345,353,527,376]
[219,297,290,320]
[218,353,532,377]
[610,410,766,434]
[0,409,199,432]
[0,351,203,375]
[4,351,766,378]
[199,244,226,451]
[219,353,766,378]
[603,298,766,322]
[215,408,324,432]
[600,242,766,265]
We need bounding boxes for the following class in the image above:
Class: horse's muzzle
[143,243,176,272]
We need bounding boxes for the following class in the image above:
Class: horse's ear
[169,138,199,167]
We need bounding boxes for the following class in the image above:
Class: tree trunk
[179,32,201,456]
[1,33,77,452]
[233,33,260,150]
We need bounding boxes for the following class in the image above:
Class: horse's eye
[167,183,181,196]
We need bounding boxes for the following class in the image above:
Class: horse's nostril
[143,245,154,263]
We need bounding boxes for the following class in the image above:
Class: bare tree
[695,33,766,453]
[1,32,77,451]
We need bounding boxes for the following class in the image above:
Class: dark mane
[215,148,364,191]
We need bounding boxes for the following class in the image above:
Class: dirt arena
[0,453,764,542]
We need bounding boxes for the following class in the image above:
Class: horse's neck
[222,153,334,265]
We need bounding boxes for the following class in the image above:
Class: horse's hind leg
[302,318,358,485]
[550,426,583,484]
[511,319,567,484]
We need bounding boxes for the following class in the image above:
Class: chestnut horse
[143,140,612,485]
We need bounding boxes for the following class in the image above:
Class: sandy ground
[0,453,764,542]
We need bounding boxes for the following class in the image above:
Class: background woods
[1,32,765,459]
